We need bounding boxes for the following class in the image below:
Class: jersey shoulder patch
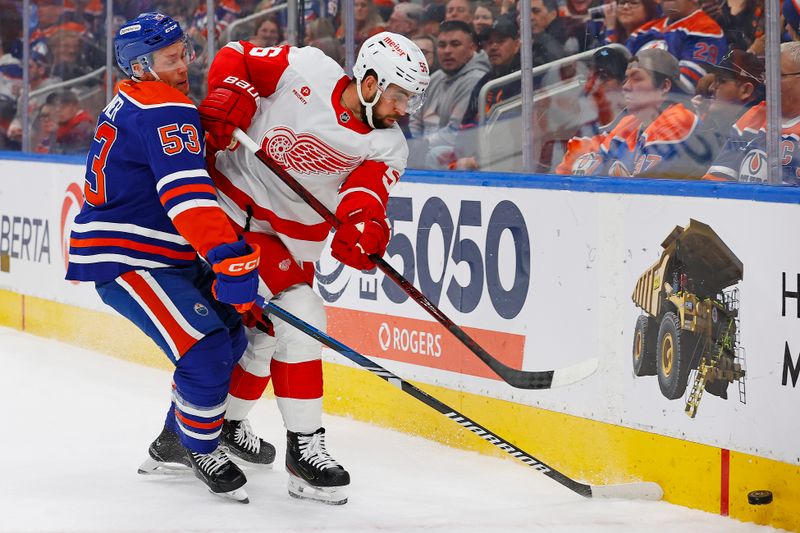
[672,10,724,37]
[643,103,699,144]
[733,101,766,135]
[117,80,196,109]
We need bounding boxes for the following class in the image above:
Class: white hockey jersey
[208,41,409,262]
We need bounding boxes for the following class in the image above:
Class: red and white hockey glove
[331,193,390,271]
[199,76,259,150]
[207,237,261,312]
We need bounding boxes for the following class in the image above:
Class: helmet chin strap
[356,80,381,129]
[133,56,162,81]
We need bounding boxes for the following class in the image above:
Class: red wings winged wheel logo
[261,126,363,175]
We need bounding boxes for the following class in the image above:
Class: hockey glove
[207,237,261,312]
[331,193,390,271]
[241,306,275,335]
[199,76,259,150]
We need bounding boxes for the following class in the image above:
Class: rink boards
[0,153,798,531]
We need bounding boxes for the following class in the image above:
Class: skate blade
[137,457,192,475]
[208,486,249,504]
[288,475,347,505]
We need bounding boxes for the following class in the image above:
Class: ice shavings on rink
[0,327,783,533]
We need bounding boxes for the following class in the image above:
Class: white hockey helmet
[353,31,430,127]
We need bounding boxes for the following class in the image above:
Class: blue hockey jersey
[66,80,239,282]
[627,9,728,91]
[703,101,800,185]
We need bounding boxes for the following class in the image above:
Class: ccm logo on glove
[225,258,260,273]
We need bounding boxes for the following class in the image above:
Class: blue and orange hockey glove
[207,237,261,312]
[330,192,390,271]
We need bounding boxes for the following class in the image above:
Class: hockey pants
[96,261,247,453]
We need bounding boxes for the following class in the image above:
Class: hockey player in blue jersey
[65,12,267,503]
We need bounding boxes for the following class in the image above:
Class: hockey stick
[233,128,598,390]
[264,300,663,501]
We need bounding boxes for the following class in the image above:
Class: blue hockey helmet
[114,12,195,77]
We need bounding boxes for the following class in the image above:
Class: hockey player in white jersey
[198,33,430,504]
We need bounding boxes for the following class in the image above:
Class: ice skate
[138,426,191,475]
[188,446,250,503]
[286,427,350,505]
[221,418,276,466]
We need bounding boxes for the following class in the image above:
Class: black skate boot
[138,426,191,474]
[286,427,350,505]
[188,446,249,503]
[221,419,276,466]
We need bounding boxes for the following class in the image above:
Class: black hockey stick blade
[264,302,663,501]
[234,128,598,389]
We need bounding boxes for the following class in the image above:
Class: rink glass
[4,0,792,184]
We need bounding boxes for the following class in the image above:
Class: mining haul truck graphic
[631,219,746,418]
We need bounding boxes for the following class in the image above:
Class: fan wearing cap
[555,46,629,175]
[626,0,728,91]
[694,50,764,156]
[198,32,430,504]
[452,16,520,169]
[703,42,800,184]
[566,48,712,179]
[408,20,489,168]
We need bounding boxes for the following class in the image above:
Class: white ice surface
[0,327,783,533]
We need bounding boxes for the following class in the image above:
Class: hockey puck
[747,490,773,505]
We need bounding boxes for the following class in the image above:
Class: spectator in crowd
[559,0,595,21]
[695,50,764,156]
[388,3,426,38]
[461,16,520,130]
[473,2,498,38]
[31,101,57,153]
[0,51,23,100]
[48,28,103,80]
[0,94,18,151]
[555,45,629,174]
[250,15,284,47]
[564,49,711,179]
[48,89,94,154]
[413,34,439,74]
[702,0,764,52]
[455,16,521,169]
[336,0,387,43]
[5,47,62,148]
[420,3,446,36]
[310,36,345,65]
[626,0,728,91]
[528,0,574,61]
[495,0,517,18]
[598,0,661,45]
[373,0,396,21]
[784,0,800,42]
[306,17,337,45]
[34,0,89,39]
[703,42,800,184]
[409,20,489,168]
[445,0,474,24]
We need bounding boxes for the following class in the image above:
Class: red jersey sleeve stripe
[159,184,218,205]
[211,164,330,241]
[171,206,240,257]
[69,237,197,261]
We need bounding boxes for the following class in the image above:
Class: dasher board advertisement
[315,179,800,465]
